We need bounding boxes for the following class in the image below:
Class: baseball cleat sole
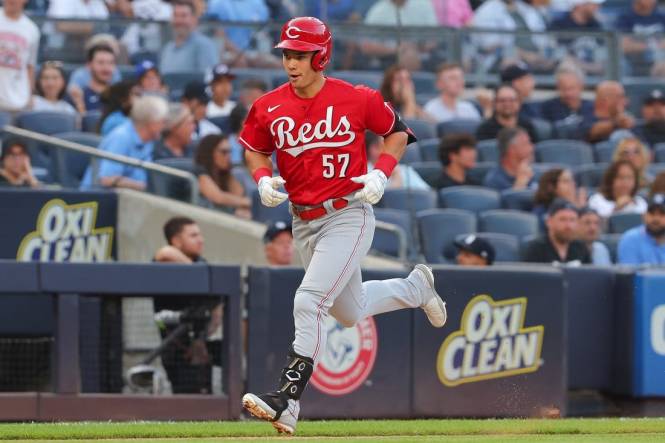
[415,264,447,328]
[242,393,295,435]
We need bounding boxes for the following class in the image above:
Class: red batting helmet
[275,16,332,71]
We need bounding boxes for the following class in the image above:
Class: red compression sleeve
[252,167,272,184]
[373,153,398,178]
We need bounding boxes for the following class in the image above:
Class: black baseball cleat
[242,391,299,435]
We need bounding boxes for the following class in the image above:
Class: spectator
[550,0,604,30]
[588,160,647,218]
[612,136,652,187]
[0,138,40,188]
[194,134,251,218]
[432,0,474,27]
[634,88,665,146]
[206,64,237,119]
[522,198,591,264]
[540,63,594,127]
[80,95,169,190]
[31,61,77,115]
[160,0,219,75]
[380,65,431,121]
[69,45,117,114]
[577,206,612,265]
[263,220,294,266]
[155,216,205,263]
[454,234,495,266]
[476,85,538,142]
[67,34,122,92]
[181,81,221,142]
[584,81,634,143]
[500,63,540,119]
[424,63,481,123]
[533,168,587,230]
[0,0,40,112]
[432,133,479,188]
[99,80,140,136]
[618,193,665,265]
[153,103,196,161]
[117,0,172,61]
[135,60,168,97]
[483,126,536,191]
[228,104,248,165]
[47,0,108,19]
[366,132,430,190]
[617,0,665,76]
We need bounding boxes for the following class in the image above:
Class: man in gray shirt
[160,0,219,75]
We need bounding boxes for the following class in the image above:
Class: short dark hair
[87,44,115,63]
[172,0,196,15]
[435,62,462,76]
[1,137,29,162]
[497,127,526,159]
[439,134,476,166]
[163,216,196,244]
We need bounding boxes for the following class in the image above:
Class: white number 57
[322,153,350,179]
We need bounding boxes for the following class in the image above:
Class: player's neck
[292,74,326,99]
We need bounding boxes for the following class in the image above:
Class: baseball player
[239,17,447,435]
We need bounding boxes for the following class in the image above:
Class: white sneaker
[242,392,299,435]
[409,264,447,328]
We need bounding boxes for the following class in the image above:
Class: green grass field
[1,419,665,442]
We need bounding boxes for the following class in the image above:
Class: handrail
[374,220,408,262]
[2,125,199,204]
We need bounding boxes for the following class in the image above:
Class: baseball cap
[647,193,665,212]
[205,63,236,84]
[500,63,531,83]
[135,60,158,80]
[644,88,665,105]
[454,234,495,265]
[182,81,210,104]
[263,220,292,243]
[547,198,579,217]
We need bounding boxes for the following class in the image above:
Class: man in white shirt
[0,0,40,112]
[424,63,481,123]
[205,64,237,119]
[48,0,109,18]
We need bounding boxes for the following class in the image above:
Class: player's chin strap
[269,347,314,421]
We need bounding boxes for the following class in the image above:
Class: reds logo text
[270,106,356,157]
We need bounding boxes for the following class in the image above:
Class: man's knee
[293,288,320,317]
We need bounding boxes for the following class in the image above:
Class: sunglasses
[620,148,641,156]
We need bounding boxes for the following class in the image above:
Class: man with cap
[522,198,591,265]
[455,234,495,266]
[635,88,665,146]
[264,220,294,266]
[618,193,665,265]
[206,64,237,119]
[181,81,221,142]
[500,62,540,120]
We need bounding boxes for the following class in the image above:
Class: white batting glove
[351,169,388,205]
[258,176,289,207]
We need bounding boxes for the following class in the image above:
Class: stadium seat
[231,166,257,193]
[149,158,197,202]
[209,116,230,134]
[52,132,101,188]
[608,212,643,234]
[401,142,422,164]
[553,119,584,140]
[594,141,615,163]
[333,70,382,89]
[417,208,477,263]
[648,163,665,177]
[467,161,495,184]
[439,186,501,214]
[418,138,440,162]
[436,119,480,138]
[16,111,78,135]
[162,72,204,97]
[477,139,498,162]
[535,140,594,166]
[501,189,535,211]
[457,232,520,262]
[81,111,102,133]
[411,71,436,94]
[372,221,408,259]
[574,163,608,189]
[0,111,11,128]
[374,208,418,259]
[478,209,539,238]
[530,118,553,141]
[251,189,291,223]
[532,162,566,178]
[600,233,621,263]
[405,118,436,140]
[379,188,437,212]
[411,161,441,187]
[654,143,665,163]
[625,80,663,116]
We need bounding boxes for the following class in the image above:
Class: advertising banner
[633,271,665,396]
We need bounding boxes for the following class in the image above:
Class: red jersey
[239,77,396,206]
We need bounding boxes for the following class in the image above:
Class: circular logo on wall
[310,316,378,396]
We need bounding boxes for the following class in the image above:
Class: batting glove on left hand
[258,176,289,207]
[351,169,388,205]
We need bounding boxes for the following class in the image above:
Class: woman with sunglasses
[612,136,653,187]
[194,134,251,219]
[31,61,77,114]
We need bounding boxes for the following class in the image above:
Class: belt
[292,198,349,221]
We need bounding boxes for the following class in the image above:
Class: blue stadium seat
[411,161,441,187]
[467,161,495,185]
[477,139,498,162]
[436,119,481,138]
[379,188,438,212]
[553,119,584,140]
[600,233,621,263]
[81,111,102,133]
[16,111,78,135]
[654,143,665,163]
[150,158,197,202]
[439,186,501,214]
[52,132,101,188]
[162,72,204,97]
[231,166,257,193]
[333,71,382,89]
[251,189,291,223]
[501,189,535,211]
[574,163,608,189]
[457,232,520,262]
[594,141,615,163]
[0,111,12,128]
[417,208,477,263]
[530,118,553,141]
[478,209,539,238]
[209,116,230,134]
[411,72,436,94]
[401,143,422,164]
[535,140,594,166]
[405,118,436,140]
[374,208,417,259]
[608,212,643,234]
[418,138,440,162]
[649,163,665,177]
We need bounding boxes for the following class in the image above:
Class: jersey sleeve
[238,103,274,155]
[360,86,396,136]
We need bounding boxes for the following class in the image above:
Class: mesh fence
[0,337,52,392]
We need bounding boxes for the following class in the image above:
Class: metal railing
[2,126,199,204]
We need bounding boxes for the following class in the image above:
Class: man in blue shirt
[618,193,665,265]
[540,63,594,129]
[616,0,665,76]
[483,127,536,191]
[160,0,219,75]
[80,95,169,191]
